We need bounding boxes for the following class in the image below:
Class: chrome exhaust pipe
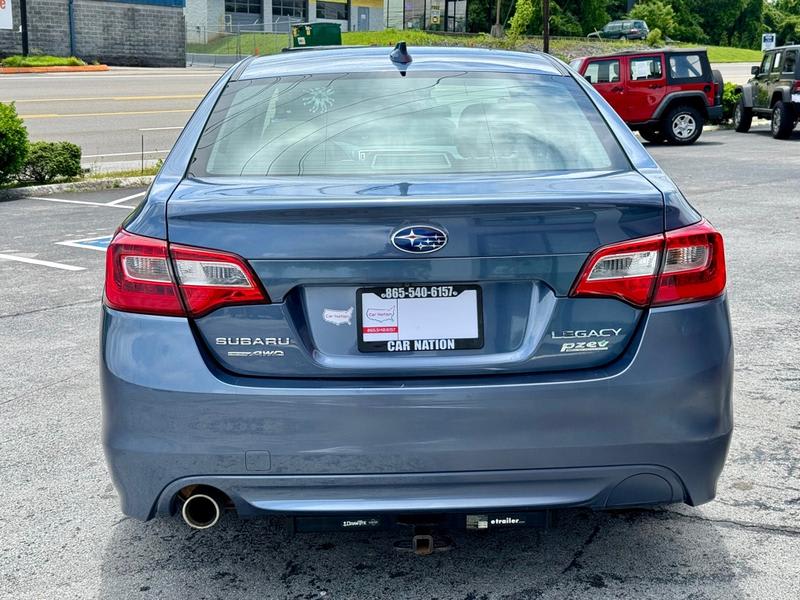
[181,492,222,530]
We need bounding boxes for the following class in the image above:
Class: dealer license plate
[357,284,484,353]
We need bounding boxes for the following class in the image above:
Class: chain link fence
[186,21,301,67]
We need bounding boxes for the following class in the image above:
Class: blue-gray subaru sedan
[101,45,732,533]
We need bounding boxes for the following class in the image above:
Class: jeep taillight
[793,81,800,93]
[571,220,726,307]
[104,230,269,317]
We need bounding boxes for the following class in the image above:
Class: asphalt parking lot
[1,126,798,599]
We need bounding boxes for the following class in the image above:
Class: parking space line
[138,126,184,132]
[0,253,85,271]
[84,150,168,158]
[107,192,146,206]
[29,197,135,209]
[56,235,113,252]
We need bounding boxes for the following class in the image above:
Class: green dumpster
[291,22,342,48]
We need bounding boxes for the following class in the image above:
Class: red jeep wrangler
[570,49,723,145]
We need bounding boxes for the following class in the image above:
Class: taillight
[104,230,268,317]
[571,220,725,307]
[105,230,184,316]
[570,234,663,306]
[792,81,800,93]
[170,244,267,317]
[652,220,725,306]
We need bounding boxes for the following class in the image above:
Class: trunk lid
[167,171,663,378]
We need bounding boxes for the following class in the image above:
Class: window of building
[225,0,261,14]
[273,0,307,18]
[316,0,348,20]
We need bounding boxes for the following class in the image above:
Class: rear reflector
[571,220,725,307]
[104,230,268,317]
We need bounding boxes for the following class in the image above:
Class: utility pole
[542,0,550,54]
[20,0,29,56]
[490,0,502,37]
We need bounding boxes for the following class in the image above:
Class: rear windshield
[190,71,629,178]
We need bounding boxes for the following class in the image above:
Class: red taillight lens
[170,244,268,317]
[105,230,184,316]
[104,230,268,317]
[571,220,726,307]
[652,220,726,306]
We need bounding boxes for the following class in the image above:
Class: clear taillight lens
[122,255,172,283]
[663,245,709,273]
[587,250,660,280]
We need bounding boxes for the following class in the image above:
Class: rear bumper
[101,296,733,521]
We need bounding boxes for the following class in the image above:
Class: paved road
[713,62,758,86]
[0,61,756,173]
[0,67,221,172]
[1,125,797,599]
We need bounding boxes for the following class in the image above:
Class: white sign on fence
[762,33,776,51]
[0,0,14,31]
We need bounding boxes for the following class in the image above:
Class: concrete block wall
[0,0,22,55]
[73,0,185,66]
[27,0,71,55]
[0,0,186,67]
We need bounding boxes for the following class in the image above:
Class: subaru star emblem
[391,225,448,254]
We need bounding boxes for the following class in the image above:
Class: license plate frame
[356,284,484,353]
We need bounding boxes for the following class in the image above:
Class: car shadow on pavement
[749,130,800,141]
[99,507,745,599]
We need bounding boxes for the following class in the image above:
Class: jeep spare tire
[663,105,703,145]
[712,70,724,111]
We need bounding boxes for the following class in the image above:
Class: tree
[731,0,764,48]
[561,0,611,34]
[467,0,515,33]
[764,2,800,45]
[628,0,677,36]
[670,0,708,43]
[509,0,535,39]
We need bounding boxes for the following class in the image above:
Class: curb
[0,176,154,201]
[0,64,110,74]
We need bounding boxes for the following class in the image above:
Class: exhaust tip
[181,492,221,530]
